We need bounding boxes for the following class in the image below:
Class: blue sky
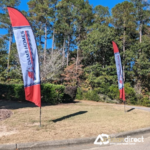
[89,0,126,9]
[1,0,126,48]
[18,0,126,11]
[18,0,126,10]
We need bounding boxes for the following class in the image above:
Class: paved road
[50,137,150,150]
[126,105,150,112]
[82,137,150,150]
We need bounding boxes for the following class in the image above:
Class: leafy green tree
[80,24,118,93]
[0,39,7,82]
[28,0,56,66]
[94,5,110,25]
[130,0,150,43]
[0,0,20,73]
[111,1,136,82]
[130,0,150,94]
[55,0,75,66]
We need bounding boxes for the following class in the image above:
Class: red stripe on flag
[25,31,33,64]
[119,88,125,101]
[25,84,41,107]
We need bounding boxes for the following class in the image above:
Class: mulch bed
[0,109,12,121]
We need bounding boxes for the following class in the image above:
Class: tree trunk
[39,24,42,48]
[76,49,78,73]
[139,23,142,43]
[67,35,70,66]
[76,49,79,85]
[123,23,126,82]
[138,23,142,56]
[135,23,143,94]
[102,56,105,69]
[44,23,47,70]
[76,26,81,72]
[63,38,65,66]
[52,29,55,55]
[134,79,142,95]
[7,27,12,74]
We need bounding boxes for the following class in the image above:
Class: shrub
[124,83,137,105]
[84,90,100,102]
[0,83,75,105]
[76,88,83,100]
[0,84,25,101]
[108,85,119,100]
[14,84,25,101]
[141,97,150,107]
[137,96,150,107]
[63,86,77,103]
[41,84,65,104]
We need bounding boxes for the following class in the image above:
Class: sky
[1,0,126,48]
[17,0,126,11]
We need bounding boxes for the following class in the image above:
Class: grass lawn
[0,100,150,144]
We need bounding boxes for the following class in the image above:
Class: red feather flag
[7,7,41,107]
[112,41,125,101]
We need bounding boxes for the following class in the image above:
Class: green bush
[76,88,83,100]
[0,84,25,101]
[84,90,100,102]
[0,83,75,105]
[141,97,150,107]
[124,83,137,105]
[108,84,119,100]
[75,88,100,101]
[41,83,65,104]
[107,83,137,105]
[137,96,150,107]
[14,84,25,101]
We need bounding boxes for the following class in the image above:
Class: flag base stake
[124,101,126,113]
[40,107,41,127]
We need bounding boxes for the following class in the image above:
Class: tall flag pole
[7,7,42,124]
[112,41,126,112]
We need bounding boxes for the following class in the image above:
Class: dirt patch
[0,126,18,138]
[0,109,13,121]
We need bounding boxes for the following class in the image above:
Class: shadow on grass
[126,108,135,112]
[0,99,81,109]
[52,111,88,123]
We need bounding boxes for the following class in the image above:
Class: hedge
[76,88,100,101]
[0,83,77,105]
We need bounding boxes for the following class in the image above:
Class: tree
[130,0,150,94]
[0,0,20,73]
[55,0,94,66]
[61,54,83,86]
[28,0,56,68]
[94,5,110,25]
[130,0,150,43]
[79,24,118,92]
[55,0,74,66]
[40,50,66,81]
[111,1,136,81]
[0,39,7,82]
[80,24,115,68]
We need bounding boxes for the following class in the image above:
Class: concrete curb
[17,137,96,150]
[0,143,16,150]
[111,127,150,138]
[1,127,150,150]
